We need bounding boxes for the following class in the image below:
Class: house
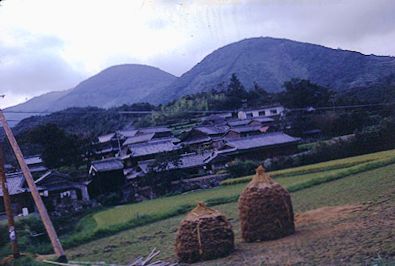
[93,132,122,158]
[137,127,173,139]
[1,171,89,215]
[221,132,300,161]
[137,152,215,177]
[25,156,48,177]
[34,171,90,212]
[123,139,182,167]
[89,158,125,197]
[181,126,229,150]
[238,104,285,119]
[93,130,140,159]
[0,172,32,215]
[223,126,266,139]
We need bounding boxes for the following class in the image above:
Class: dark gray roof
[90,158,124,173]
[138,127,171,134]
[227,119,251,127]
[182,136,212,145]
[226,132,300,151]
[195,126,229,135]
[228,126,262,134]
[97,133,116,143]
[123,133,155,146]
[0,173,26,196]
[138,152,216,173]
[252,117,275,123]
[128,139,181,157]
[117,130,138,138]
[29,165,49,173]
[24,156,43,165]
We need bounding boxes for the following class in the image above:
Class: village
[1,104,303,218]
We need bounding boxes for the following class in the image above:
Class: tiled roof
[117,130,138,138]
[138,127,171,134]
[138,152,216,173]
[123,133,155,146]
[228,126,262,133]
[128,139,181,157]
[24,156,43,165]
[90,158,124,173]
[195,126,229,135]
[227,119,251,127]
[252,116,275,123]
[226,132,300,151]
[182,137,212,145]
[98,133,116,143]
[0,173,26,196]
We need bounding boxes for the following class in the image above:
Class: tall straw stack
[239,165,295,242]
[175,202,234,263]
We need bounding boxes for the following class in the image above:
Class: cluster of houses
[1,104,301,216]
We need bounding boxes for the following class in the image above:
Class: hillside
[49,64,176,111]
[4,91,69,126]
[148,37,395,103]
[4,64,176,124]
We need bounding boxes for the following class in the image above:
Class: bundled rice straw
[239,165,295,242]
[175,202,234,263]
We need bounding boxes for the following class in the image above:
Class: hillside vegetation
[149,37,395,103]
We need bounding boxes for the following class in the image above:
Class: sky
[1,0,395,108]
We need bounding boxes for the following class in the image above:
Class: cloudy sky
[1,0,394,108]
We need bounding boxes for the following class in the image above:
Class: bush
[97,192,122,207]
[226,159,260,178]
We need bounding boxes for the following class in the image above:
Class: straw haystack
[239,165,295,242]
[175,202,234,263]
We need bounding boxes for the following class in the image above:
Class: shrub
[226,159,260,178]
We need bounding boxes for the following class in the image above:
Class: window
[246,113,253,118]
[270,109,277,114]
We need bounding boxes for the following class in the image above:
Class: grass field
[61,149,395,249]
[84,149,395,227]
[65,162,395,264]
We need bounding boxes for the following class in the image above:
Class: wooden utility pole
[0,142,20,258]
[0,110,67,262]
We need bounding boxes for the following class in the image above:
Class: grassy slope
[66,163,395,263]
[87,150,395,229]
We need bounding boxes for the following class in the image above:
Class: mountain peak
[147,37,395,103]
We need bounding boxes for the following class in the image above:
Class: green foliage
[280,78,333,108]
[226,159,259,178]
[17,124,86,168]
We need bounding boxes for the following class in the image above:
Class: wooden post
[0,142,20,258]
[0,110,67,262]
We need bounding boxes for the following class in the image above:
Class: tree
[19,124,86,169]
[281,79,333,108]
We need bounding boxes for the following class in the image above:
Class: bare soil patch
[197,196,395,265]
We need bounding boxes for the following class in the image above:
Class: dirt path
[197,194,395,265]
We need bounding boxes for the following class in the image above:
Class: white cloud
[1,0,395,107]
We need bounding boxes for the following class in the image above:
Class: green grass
[222,149,395,185]
[65,162,395,264]
[60,149,395,248]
